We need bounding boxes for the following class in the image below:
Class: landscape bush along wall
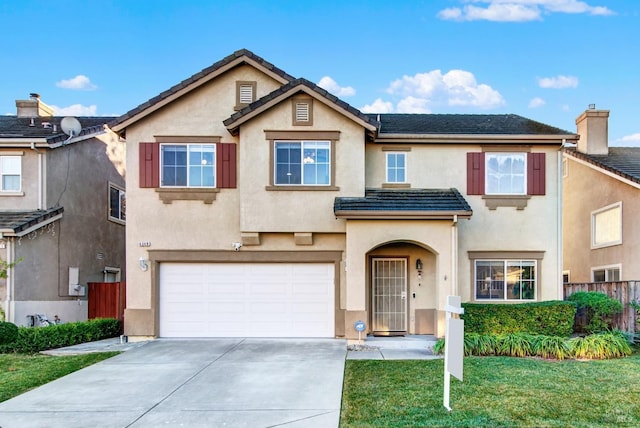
[462,301,577,337]
[0,318,121,354]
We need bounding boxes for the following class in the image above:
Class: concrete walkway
[0,338,347,428]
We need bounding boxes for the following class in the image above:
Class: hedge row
[434,331,632,360]
[0,318,121,354]
[461,300,577,337]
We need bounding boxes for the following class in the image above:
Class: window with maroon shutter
[138,142,236,189]
[466,151,545,196]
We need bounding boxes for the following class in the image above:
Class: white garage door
[159,263,335,338]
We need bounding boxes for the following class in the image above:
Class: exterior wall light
[416,258,423,279]
[139,257,149,272]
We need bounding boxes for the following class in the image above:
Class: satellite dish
[60,117,81,138]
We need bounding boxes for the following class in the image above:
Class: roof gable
[223,78,378,136]
[110,49,295,132]
[564,146,640,188]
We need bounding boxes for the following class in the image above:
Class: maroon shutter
[467,152,485,195]
[216,143,237,188]
[139,143,160,188]
[527,152,545,195]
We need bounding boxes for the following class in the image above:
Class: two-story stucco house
[0,94,126,325]
[563,107,640,282]
[110,49,577,340]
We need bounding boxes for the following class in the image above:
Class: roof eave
[334,210,473,220]
[374,133,579,144]
[225,84,378,136]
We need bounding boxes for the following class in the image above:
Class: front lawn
[0,352,119,402]
[341,355,640,427]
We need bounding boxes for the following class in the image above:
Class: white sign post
[443,295,464,411]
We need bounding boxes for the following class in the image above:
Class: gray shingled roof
[0,207,64,235]
[224,78,378,134]
[334,188,472,219]
[564,147,640,185]
[110,49,295,130]
[0,116,114,145]
[368,113,574,136]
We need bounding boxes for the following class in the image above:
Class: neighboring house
[563,108,640,283]
[0,94,126,325]
[109,49,577,340]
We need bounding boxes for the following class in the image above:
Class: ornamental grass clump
[569,331,632,360]
[495,333,534,357]
[531,334,571,360]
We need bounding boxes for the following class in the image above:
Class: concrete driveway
[0,338,347,428]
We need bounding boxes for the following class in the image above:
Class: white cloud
[317,76,355,97]
[360,98,394,113]
[51,104,98,116]
[611,133,640,147]
[529,97,545,108]
[56,75,97,91]
[387,69,505,109]
[562,104,571,111]
[538,75,579,89]
[397,96,432,113]
[437,1,614,22]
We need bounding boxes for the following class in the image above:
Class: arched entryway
[367,241,437,336]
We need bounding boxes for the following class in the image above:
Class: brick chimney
[575,105,609,155]
[15,93,54,118]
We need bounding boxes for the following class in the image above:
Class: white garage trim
[159,262,335,338]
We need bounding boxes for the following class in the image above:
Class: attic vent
[296,103,309,122]
[239,84,254,104]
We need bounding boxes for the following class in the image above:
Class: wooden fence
[564,281,640,333]
[88,282,126,323]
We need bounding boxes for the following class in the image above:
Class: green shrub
[0,321,19,345]
[462,301,576,337]
[496,333,534,357]
[569,331,632,360]
[531,335,571,360]
[567,292,623,334]
[0,318,121,354]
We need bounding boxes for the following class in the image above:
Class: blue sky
[1,0,638,145]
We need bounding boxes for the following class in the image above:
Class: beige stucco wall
[563,154,640,281]
[366,143,563,303]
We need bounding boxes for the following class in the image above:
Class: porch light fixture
[139,257,149,272]
[416,258,423,279]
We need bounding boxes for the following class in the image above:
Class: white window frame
[274,140,331,186]
[485,152,527,195]
[103,266,122,282]
[591,201,622,249]
[108,183,126,224]
[562,270,570,284]
[474,259,537,301]
[386,152,407,183]
[160,143,216,188]
[1,155,22,192]
[591,264,621,282]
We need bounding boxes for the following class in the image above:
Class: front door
[372,258,407,335]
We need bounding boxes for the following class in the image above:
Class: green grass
[341,354,640,427]
[0,352,119,402]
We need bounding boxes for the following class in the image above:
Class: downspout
[5,237,14,323]
[30,142,43,210]
[558,139,566,299]
[451,214,458,296]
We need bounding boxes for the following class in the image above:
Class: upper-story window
[275,141,329,185]
[235,81,256,110]
[109,183,126,224]
[485,153,526,195]
[386,152,406,183]
[161,144,215,188]
[1,156,21,192]
[591,202,622,248]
